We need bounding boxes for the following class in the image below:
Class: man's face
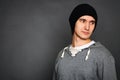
[74,15,95,40]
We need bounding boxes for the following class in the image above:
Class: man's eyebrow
[79,18,86,21]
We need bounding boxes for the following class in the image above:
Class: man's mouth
[82,31,89,35]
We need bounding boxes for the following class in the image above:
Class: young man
[53,4,117,80]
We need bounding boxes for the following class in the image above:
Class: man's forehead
[79,15,95,21]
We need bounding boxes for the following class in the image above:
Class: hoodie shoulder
[55,45,70,63]
[91,42,113,58]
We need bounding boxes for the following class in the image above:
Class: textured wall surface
[0,0,120,80]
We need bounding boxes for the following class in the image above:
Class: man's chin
[80,36,90,40]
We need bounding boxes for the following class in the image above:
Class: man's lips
[82,31,90,35]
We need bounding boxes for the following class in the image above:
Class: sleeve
[52,71,57,80]
[102,55,117,80]
[52,49,64,80]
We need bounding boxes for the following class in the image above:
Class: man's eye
[90,21,95,25]
[79,19,85,23]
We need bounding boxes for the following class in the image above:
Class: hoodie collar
[70,40,95,52]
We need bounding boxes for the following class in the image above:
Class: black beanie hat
[69,4,98,34]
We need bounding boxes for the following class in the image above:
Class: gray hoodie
[53,42,117,80]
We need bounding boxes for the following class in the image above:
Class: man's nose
[85,22,90,30]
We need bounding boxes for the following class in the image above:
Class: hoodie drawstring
[85,48,90,60]
[61,47,68,58]
[61,47,91,61]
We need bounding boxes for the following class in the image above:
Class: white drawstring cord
[85,48,90,60]
[61,47,68,58]
[61,47,91,60]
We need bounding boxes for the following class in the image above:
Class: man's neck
[72,36,91,47]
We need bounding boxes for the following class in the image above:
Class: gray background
[0,0,120,80]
